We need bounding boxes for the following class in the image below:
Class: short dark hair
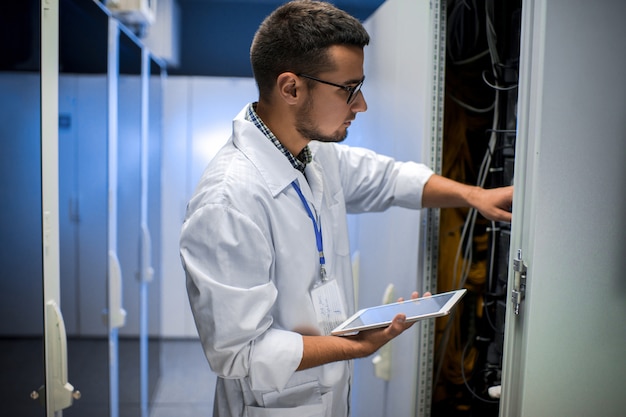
[250,0,370,99]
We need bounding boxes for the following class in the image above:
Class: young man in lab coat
[179,1,513,416]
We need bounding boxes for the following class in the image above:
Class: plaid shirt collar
[246,103,312,173]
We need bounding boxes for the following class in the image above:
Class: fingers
[358,310,419,351]
[398,291,431,303]
[353,315,407,350]
[390,313,415,333]
[479,206,511,223]
[357,291,438,355]
[477,186,514,223]
[387,313,408,335]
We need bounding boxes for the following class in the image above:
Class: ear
[276,72,301,105]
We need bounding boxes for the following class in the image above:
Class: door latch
[511,249,527,315]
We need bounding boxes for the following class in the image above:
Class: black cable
[461,337,500,404]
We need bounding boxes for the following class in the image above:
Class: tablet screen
[331,289,466,335]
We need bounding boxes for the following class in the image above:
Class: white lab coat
[180,105,434,417]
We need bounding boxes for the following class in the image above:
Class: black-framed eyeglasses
[298,74,365,104]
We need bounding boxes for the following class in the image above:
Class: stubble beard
[295,97,349,143]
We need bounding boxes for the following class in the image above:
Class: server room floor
[0,338,217,417]
[150,338,217,417]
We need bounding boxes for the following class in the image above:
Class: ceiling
[170,0,386,77]
[0,0,384,76]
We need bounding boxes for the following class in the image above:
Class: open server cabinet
[426,0,626,416]
[431,1,521,415]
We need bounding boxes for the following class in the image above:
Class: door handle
[31,301,81,411]
[137,224,154,283]
[103,250,127,329]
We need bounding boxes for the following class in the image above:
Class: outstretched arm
[421,174,513,222]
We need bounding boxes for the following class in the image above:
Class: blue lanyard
[291,181,327,281]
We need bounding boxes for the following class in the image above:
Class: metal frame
[415,0,446,416]
[107,16,125,417]
[41,0,72,415]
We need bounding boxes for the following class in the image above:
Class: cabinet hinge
[512,249,527,315]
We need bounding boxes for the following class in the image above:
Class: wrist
[464,185,482,210]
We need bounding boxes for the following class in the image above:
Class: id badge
[310,279,347,336]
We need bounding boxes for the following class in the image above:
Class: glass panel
[0,1,45,415]
[117,27,143,417]
[1,2,164,415]
[58,0,110,415]
[116,27,163,417]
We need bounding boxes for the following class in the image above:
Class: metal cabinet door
[501,1,626,416]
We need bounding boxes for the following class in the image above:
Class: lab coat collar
[303,157,325,210]
[231,105,301,198]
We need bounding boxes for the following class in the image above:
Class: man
[179,1,513,416]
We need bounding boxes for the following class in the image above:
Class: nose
[350,91,367,112]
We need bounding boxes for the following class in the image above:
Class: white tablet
[331,289,467,336]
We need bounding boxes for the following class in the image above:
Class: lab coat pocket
[246,381,332,417]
